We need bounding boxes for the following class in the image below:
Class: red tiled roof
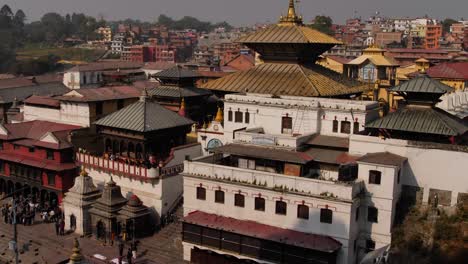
[0,121,80,149]
[67,61,143,72]
[184,211,342,253]
[55,86,142,102]
[0,74,62,89]
[386,48,449,54]
[425,62,468,80]
[24,95,60,108]
[142,61,176,71]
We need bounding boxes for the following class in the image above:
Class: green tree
[310,15,334,36]
[442,18,458,34]
[41,12,67,43]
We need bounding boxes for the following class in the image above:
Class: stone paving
[0,207,186,264]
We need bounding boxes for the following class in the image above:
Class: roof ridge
[297,64,320,96]
[295,24,310,43]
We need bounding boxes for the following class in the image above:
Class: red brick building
[0,121,81,206]
[122,45,176,63]
[464,28,468,50]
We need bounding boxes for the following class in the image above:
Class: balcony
[76,152,184,181]
[183,156,363,201]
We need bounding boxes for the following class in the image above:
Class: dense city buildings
[1,1,468,263]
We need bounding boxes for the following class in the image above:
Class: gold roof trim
[201,63,367,97]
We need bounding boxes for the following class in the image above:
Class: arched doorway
[112,140,120,155]
[105,138,112,153]
[40,190,49,207]
[128,142,135,158]
[7,181,14,196]
[96,221,106,240]
[49,192,58,207]
[120,140,127,156]
[136,143,143,160]
[70,214,76,231]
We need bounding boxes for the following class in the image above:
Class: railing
[76,152,156,179]
[184,159,363,201]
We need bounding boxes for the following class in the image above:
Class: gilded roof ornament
[279,0,303,25]
[214,106,223,123]
[69,238,83,263]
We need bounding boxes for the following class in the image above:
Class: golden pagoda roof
[237,24,341,45]
[415,57,430,63]
[347,54,399,67]
[236,0,341,45]
[201,63,368,97]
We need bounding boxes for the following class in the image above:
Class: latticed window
[245,111,250,124]
[235,111,243,123]
[368,207,378,223]
[369,170,382,185]
[320,208,333,224]
[228,110,233,121]
[275,200,287,215]
[282,116,293,134]
[341,121,351,134]
[196,187,206,200]
[254,197,265,211]
[297,204,309,219]
[353,121,360,134]
[234,193,245,207]
[332,120,339,132]
[215,190,225,204]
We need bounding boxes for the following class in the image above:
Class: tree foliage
[310,15,334,36]
[441,18,458,34]
[156,14,232,32]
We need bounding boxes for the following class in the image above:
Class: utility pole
[1,186,29,264]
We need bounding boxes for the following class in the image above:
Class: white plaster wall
[60,101,91,127]
[350,135,468,206]
[184,176,354,264]
[23,105,61,123]
[63,204,85,234]
[165,144,202,167]
[63,72,81,89]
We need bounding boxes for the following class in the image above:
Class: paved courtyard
[0,208,186,264]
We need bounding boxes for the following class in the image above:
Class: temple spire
[178,98,186,117]
[279,0,302,25]
[214,106,223,123]
[69,238,84,264]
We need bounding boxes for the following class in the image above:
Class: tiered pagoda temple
[201,0,367,98]
[366,74,468,144]
[94,89,194,165]
[117,194,153,239]
[149,65,212,123]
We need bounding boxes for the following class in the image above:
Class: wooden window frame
[196,187,206,200]
[297,204,309,220]
[234,193,245,207]
[215,190,225,204]
[275,200,287,215]
[369,170,382,185]
[320,208,333,224]
[254,197,265,211]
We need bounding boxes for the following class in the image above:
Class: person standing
[118,240,124,264]
[54,219,60,236]
[126,248,133,264]
[60,218,65,235]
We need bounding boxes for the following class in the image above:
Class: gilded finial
[279,0,302,25]
[178,98,186,117]
[69,238,83,263]
[214,107,223,123]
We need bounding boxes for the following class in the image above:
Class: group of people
[54,217,66,236]
[1,196,40,226]
[118,239,138,264]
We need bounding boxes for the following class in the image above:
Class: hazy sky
[3,0,468,25]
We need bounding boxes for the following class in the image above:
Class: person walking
[60,218,65,235]
[118,240,124,264]
[54,219,60,236]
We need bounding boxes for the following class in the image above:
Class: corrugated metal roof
[212,144,313,164]
[183,211,342,253]
[24,95,60,108]
[200,63,368,97]
[153,65,200,79]
[147,86,211,98]
[94,98,194,132]
[236,24,342,45]
[346,55,399,67]
[357,152,407,166]
[366,106,468,136]
[390,75,454,94]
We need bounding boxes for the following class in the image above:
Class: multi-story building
[23,86,143,127]
[374,32,403,47]
[111,34,126,55]
[183,75,468,264]
[75,91,203,229]
[96,27,112,43]
[0,120,81,206]
[450,23,465,38]
[62,61,144,89]
[425,23,442,49]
